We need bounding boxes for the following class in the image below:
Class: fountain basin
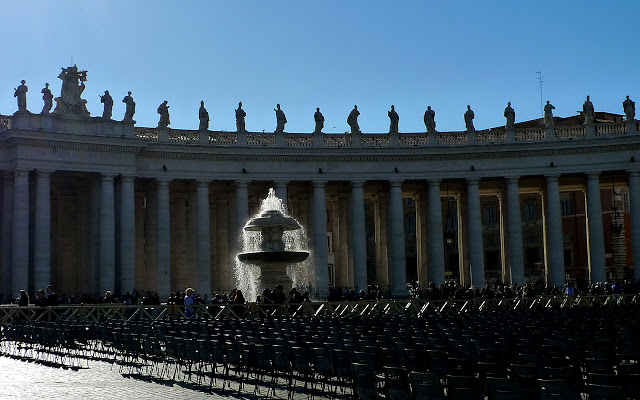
[237,251,309,267]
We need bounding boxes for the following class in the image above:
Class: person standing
[347,105,360,133]
[184,288,195,318]
[14,80,28,112]
[199,100,210,130]
[122,91,136,121]
[388,105,399,133]
[274,103,287,133]
[314,107,324,133]
[41,83,53,114]
[236,102,246,132]
[464,105,475,131]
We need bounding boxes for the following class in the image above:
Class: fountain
[236,188,311,300]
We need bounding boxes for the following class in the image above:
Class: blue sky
[2,1,639,133]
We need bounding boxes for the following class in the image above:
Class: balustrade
[399,133,429,146]
[475,130,506,143]
[361,134,390,147]
[555,125,585,139]
[0,116,10,132]
[168,130,198,143]
[246,132,276,146]
[596,122,626,136]
[515,127,545,141]
[437,132,468,145]
[135,127,158,141]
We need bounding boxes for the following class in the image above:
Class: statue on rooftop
[464,105,475,131]
[583,95,595,124]
[100,90,113,120]
[314,107,324,133]
[274,104,287,133]
[544,101,555,127]
[424,106,436,133]
[623,96,635,121]
[14,80,28,113]
[199,101,209,130]
[157,100,170,128]
[41,83,53,114]
[122,91,136,121]
[388,105,399,133]
[53,65,90,117]
[236,102,246,132]
[347,105,360,133]
[504,102,515,129]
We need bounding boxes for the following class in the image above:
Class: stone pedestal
[389,132,399,147]
[237,131,247,146]
[199,130,209,145]
[276,133,286,147]
[505,128,516,143]
[351,131,361,148]
[626,121,637,135]
[545,127,555,141]
[313,132,323,147]
[585,123,596,138]
[158,128,169,142]
[428,131,438,146]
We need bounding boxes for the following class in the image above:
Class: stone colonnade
[2,170,640,300]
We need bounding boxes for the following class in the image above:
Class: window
[561,198,572,216]
[405,197,415,207]
[483,206,497,225]
[327,232,333,253]
[524,201,537,221]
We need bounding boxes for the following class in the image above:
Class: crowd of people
[4,278,640,308]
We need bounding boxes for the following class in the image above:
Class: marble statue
[53,65,90,117]
[464,105,475,131]
[122,91,136,121]
[199,101,209,130]
[274,104,287,133]
[157,100,170,128]
[236,102,246,132]
[623,96,635,121]
[100,90,113,120]
[388,105,399,133]
[544,101,555,127]
[504,102,515,129]
[347,105,360,133]
[314,107,324,133]
[424,106,436,133]
[14,80,28,113]
[583,95,594,124]
[41,83,53,114]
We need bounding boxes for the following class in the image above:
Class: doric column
[586,173,606,283]
[351,181,368,291]
[337,194,352,288]
[544,174,565,287]
[312,181,329,298]
[374,194,389,289]
[156,178,171,300]
[196,180,211,296]
[466,178,485,288]
[628,170,640,282]
[505,176,525,285]
[427,179,446,285]
[34,170,52,292]
[98,174,116,297]
[1,172,13,296]
[388,180,407,297]
[12,170,30,294]
[415,193,428,288]
[235,181,249,240]
[119,175,136,295]
[273,181,288,209]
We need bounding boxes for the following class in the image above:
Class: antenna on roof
[537,72,543,119]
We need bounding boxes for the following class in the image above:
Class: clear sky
[2,1,639,133]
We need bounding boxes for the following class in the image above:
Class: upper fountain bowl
[243,209,302,231]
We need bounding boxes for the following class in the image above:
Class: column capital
[351,180,366,188]
[427,178,441,186]
[196,179,210,187]
[13,169,30,177]
[586,172,601,180]
[544,174,560,182]
[505,176,520,185]
[101,173,117,180]
[466,177,481,186]
[273,180,289,187]
[156,177,171,186]
[235,180,250,187]
[121,174,135,183]
[313,180,327,188]
[35,169,54,176]
[628,169,640,178]
[389,179,404,187]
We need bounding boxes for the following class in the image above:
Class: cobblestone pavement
[0,355,331,400]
